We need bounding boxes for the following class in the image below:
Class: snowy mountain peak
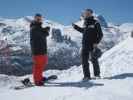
[0,16,133,76]
[101,37,133,76]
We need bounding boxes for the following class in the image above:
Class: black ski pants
[81,45,100,78]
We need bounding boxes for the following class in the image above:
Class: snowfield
[0,37,133,100]
[119,23,133,33]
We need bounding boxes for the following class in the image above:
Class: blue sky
[0,0,133,25]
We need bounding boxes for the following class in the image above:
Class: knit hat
[35,13,42,17]
[85,9,93,14]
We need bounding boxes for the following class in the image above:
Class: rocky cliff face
[97,15,108,28]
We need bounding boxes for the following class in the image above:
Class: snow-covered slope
[0,37,133,100]
[119,23,133,33]
[100,37,133,77]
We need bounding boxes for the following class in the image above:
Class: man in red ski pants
[30,14,50,86]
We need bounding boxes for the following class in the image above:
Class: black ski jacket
[30,21,50,55]
[73,17,103,50]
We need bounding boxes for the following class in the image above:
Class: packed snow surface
[0,37,133,100]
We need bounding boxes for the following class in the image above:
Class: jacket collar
[84,16,94,21]
[31,21,42,27]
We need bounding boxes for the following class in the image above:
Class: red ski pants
[32,55,48,84]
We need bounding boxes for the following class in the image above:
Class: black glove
[92,47,102,59]
[72,23,76,27]
[45,26,50,32]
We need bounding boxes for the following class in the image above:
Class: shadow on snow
[46,73,133,88]
[46,81,104,89]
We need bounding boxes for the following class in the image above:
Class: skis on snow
[14,75,58,90]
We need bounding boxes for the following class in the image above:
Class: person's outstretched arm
[72,23,84,33]
[95,22,103,44]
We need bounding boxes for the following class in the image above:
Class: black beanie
[85,9,93,14]
[35,13,42,17]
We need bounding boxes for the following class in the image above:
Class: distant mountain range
[0,15,133,76]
